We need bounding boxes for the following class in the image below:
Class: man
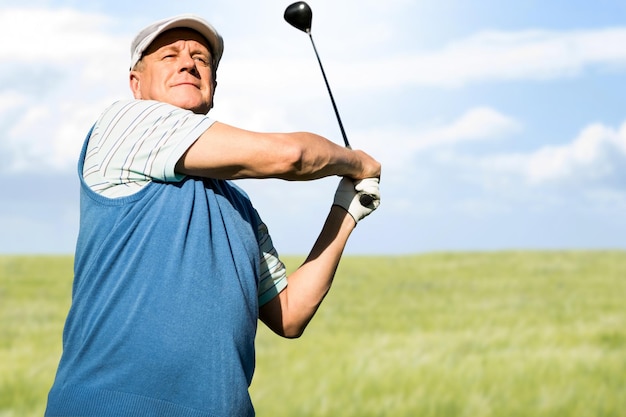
[46,14,380,417]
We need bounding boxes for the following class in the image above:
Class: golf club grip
[359,194,374,207]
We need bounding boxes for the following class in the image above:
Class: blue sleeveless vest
[46,128,261,416]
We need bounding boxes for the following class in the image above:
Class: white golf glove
[333,177,381,223]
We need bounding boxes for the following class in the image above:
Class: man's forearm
[259,206,355,338]
[176,123,381,181]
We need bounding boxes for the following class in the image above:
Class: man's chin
[173,100,211,115]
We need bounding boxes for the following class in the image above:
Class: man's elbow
[259,288,313,339]
[277,141,307,179]
[282,326,306,339]
[273,321,307,339]
[271,135,324,180]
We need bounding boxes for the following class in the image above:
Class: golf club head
[284,1,312,33]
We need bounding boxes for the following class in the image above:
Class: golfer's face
[131,28,215,114]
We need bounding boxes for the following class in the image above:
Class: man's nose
[179,53,198,74]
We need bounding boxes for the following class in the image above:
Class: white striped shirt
[84,99,287,305]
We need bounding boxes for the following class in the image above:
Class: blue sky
[2,0,626,254]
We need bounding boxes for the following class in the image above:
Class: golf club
[284,1,375,208]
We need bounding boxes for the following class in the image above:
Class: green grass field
[1,252,625,416]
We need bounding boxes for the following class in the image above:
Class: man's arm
[259,177,380,338]
[177,120,382,338]
[175,121,380,181]
[258,205,355,338]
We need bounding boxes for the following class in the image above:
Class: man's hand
[333,177,381,223]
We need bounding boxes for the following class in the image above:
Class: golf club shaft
[307,33,376,207]
[308,33,351,149]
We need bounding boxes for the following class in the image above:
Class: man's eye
[194,57,209,66]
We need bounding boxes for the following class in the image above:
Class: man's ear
[129,71,142,99]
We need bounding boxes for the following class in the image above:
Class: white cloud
[451,120,626,191]
[299,108,521,215]
[214,26,626,97]
[523,122,626,185]
[0,91,28,113]
[412,107,521,150]
[0,7,130,173]
[330,27,626,89]
[0,8,121,65]
[355,107,520,178]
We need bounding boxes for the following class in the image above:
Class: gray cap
[130,14,224,70]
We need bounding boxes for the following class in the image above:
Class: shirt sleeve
[257,220,288,307]
[83,100,215,197]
